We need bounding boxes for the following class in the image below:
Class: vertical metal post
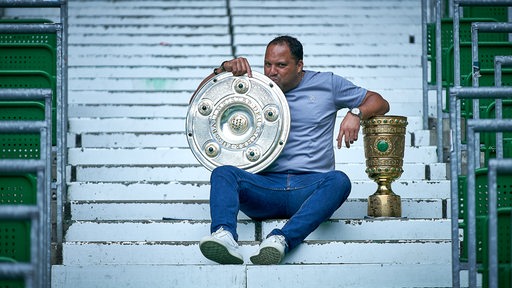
[494,56,512,159]
[487,159,512,288]
[436,0,444,162]
[454,0,463,174]
[450,94,461,288]
[470,23,481,169]
[422,0,429,131]
[487,160,498,288]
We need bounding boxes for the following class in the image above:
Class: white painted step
[232,24,420,35]
[52,263,461,288]
[68,91,192,104]
[67,180,451,201]
[237,43,422,56]
[68,34,231,45]
[67,76,420,91]
[65,218,450,242]
[70,129,430,148]
[72,163,446,182]
[68,65,422,78]
[69,15,229,25]
[69,0,226,9]
[67,116,426,133]
[69,45,232,57]
[67,146,438,165]
[69,25,229,35]
[60,239,450,265]
[65,90,434,117]
[67,198,447,221]
[69,129,431,148]
[231,15,420,26]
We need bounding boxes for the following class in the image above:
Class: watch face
[351,108,360,116]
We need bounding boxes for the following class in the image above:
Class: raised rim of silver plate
[186,71,290,173]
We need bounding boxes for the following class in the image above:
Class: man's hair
[267,35,303,63]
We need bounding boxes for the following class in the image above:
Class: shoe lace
[212,227,227,236]
[270,235,287,247]
[213,227,238,247]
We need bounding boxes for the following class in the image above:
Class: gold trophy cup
[362,116,407,217]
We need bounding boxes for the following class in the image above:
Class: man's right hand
[222,57,253,77]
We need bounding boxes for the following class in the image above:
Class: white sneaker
[250,235,287,265]
[199,227,244,264]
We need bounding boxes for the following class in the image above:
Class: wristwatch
[349,107,362,119]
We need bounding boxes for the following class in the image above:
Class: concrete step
[69,54,420,68]
[68,43,420,58]
[66,90,434,117]
[66,88,428,107]
[71,163,447,182]
[69,15,229,25]
[237,43,422,57]
[69,45,232,57]
[231,15,420,26]
[67,116,426,133]
[68,34,231,45]
[68,65,422,78]
[68,23,419,37]
[69,55,228,67]
[69,24,229,35]
[64,218,450,242]
[52,263,460,288]
[67,198,448,221]
[67,146,439,165]
[70,129,433,148]
[69,0,226,9]
[67,180,451,201]
[68,91,193,104]
[233,34,421,46]
[59,239,451,265]
[232,24,421,35]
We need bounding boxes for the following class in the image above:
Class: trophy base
[367,193,402,218]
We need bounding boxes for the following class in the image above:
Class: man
[196,35,389,265]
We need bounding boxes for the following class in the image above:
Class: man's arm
[336,90,389,149]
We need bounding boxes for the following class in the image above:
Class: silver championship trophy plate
[186,71,291,173]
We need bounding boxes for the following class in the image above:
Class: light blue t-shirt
[263,70,367,173]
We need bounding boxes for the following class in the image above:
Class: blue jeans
[209,165,351,251]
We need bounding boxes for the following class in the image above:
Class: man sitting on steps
[195,35,389,265]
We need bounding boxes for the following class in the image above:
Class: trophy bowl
[362,115,408,217]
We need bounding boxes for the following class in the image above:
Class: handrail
[0,0,65,7]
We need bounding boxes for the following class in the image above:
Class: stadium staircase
[2,0,461,287]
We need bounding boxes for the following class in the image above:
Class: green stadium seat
[463,6,509,22]
[0,21,58,145]
[459,168,512,263]
[427,17,506,86]
[480,207,512,288]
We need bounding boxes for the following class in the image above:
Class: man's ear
[297,59,304,72]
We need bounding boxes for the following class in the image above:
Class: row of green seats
[0,19,57,145]
[446,7,512,288]
[0,19,57,288]
[458,170,512,287]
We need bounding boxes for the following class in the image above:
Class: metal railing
[422,0,512,287]
[0,88,52,288]
[0,1,68,287]
[449,1,512,287]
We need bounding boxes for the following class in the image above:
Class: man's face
[264,44,303,93]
